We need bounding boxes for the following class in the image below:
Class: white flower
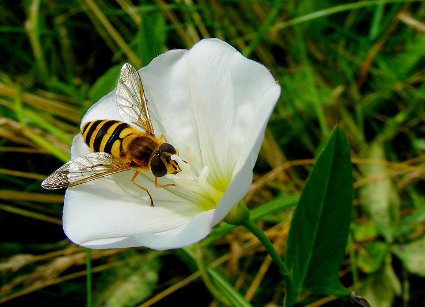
[64,38,280,250]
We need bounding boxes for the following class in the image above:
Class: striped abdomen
[81,120,133,154]
[81,120,160,168]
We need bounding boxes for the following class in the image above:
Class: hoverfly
[41,63,181,206]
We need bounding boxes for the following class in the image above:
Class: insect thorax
[126,134,159,167]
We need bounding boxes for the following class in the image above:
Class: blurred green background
[0,0,424,306]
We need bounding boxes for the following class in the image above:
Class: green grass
[1,0,424,306]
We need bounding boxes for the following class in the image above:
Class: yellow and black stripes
[81,120,135,154]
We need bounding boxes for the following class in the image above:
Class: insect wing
[116,63,155,135]
[41,152,132,189]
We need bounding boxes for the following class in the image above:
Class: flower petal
[212,158,253,225]
[212,84,280,223]
[70,134,91,158]
[185,39,280,189]
[130,210,214,250]
[233,84,281,175]
[63,173,214,250]
[81,210,214,250]
[140,50,203,165]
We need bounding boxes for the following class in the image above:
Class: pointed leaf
[393,236,425,277]
[284,127,353,306]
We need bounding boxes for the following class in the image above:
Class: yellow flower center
[168,155,225,211]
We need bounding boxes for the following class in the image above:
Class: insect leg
[154,176,175,189]
[131,171,154,207]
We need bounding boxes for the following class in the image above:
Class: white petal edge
[63,177,212,249]
[64,179,216,250]
[180,39,280,195]
[70,134,91,158]
[73,211,215,250]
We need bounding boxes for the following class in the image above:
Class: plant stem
[242,218,291,283]
[86,249,92,307]
[195,244,230,306]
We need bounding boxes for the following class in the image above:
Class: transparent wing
[41,152,132,189]
[116,63,155,135]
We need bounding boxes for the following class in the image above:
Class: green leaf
[393,236,425,277]
[136,12,167,66]
[352,220,379,242]
[284,127,353,306]
[88,65,121,103]
[357,241,388,273]
[94,254,160,307]
[361,255,401,307]
[394,205,425,240]
[360,141,400,243]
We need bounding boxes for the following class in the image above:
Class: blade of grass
[243,0,283,57]
[54,17,77,84]
[24,110,73,145]
[195,244,230,306]
[206,268,251,307]
[155,0,195,47]
[0,147,47,154]
[0,168,45,180]
[293,26,329,138]
[182,248,251,307]
[0,254,134,304]
[0,203,62,225]
[0,83,80,122]
[369,0,385,40]
[177,1,200,43]
[22,128,69,162]
[83,0,140,67]
[0,190,63,203]
[186,0,210,38]
[139,254,229,307]
[24,0,48,80]
[268,0,420,34]
[116,0,141,25]
[86,249,92,307]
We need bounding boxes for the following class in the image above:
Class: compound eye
[159,143,176,155]
[151,155,167,177]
